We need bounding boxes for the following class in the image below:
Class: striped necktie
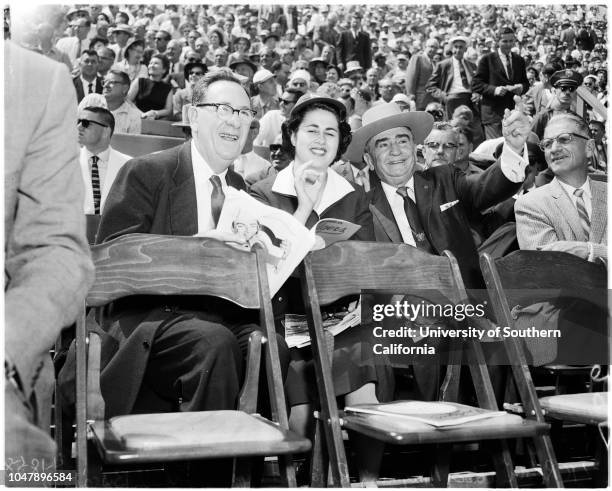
[573,188,590,239]
[91,155,101,214]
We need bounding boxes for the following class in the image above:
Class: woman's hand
[142,110,158,120]
[294,161,327,216]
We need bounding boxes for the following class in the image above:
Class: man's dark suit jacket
[250,172,374,318]
[73,76,104,103]
[368,161,521,289]
[471,51,529,125]
[337,30,372,70]
[59,143,248,417]
[426,57,477,102]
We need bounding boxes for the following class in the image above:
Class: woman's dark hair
[280,101,352,164]
[150,53,170,77]
[125,40,144,62]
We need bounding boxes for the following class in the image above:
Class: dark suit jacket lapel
[169,143,198,235]
[74,77,84,102]
[369,179,402,242]
[413,171,437,250]
[494,52,509,82]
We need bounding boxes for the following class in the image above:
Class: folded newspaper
[344,401,507,428]
[215,189,360,295]
[284,306,361,348]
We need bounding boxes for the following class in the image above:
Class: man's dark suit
[59,143,282,419]
[337,30,372,70]
[471,51,529,136]
[72,75,104,103]
[425,56,477,117]
[368,161,522,400]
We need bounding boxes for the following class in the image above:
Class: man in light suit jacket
[5,42,94,471]
[77,106,130,215]
[337,14,372,71]
[406,38,439,110]
[343,102,532,400]
[515,112,607,260]
[472,27,529,139]
[426,36,478,120]
[514,112,607,366]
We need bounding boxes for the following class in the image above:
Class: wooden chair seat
[539,393,608,425]
[341,411,549,445]
[89,412,311,464]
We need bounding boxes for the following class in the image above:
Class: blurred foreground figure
[4,41,94,472]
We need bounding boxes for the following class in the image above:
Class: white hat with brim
[449,35,469,46]
[343,104,433,162]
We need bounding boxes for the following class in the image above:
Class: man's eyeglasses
[195,103,256,123]
[77,118,108,129]
[539,132,589,151]
[424,142,458,151]
[557,86,577,93]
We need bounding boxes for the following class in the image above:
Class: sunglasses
[77,118,108,129]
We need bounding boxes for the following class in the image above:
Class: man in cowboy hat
[344,101,531,400]
[344,100,531,291]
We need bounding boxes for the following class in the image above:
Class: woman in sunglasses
[250,94,393,484]
[127,53,173,120]
[172,61,207,121]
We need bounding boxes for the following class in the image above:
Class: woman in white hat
[250,93,393,483]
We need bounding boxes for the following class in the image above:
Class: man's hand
[508,84,524,95]
[502,96,531,154]
[471,93,481,104]
[538,240,589,260]
[494,86,509,96]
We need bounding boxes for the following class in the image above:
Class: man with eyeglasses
[76,106,130,214]
[513,112,607,367]
[103,70,142,134]
[531,69,582,139]
[516,112,607,262]
[172,61,207,121]
[60,70,289,465]
[143,29,171,65]
[254,87,304,147]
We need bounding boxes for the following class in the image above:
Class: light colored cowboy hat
[343,103,433,162]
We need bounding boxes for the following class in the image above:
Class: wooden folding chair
[110,133,183,157]
[141,118,186,138]
[300,241,559,487]
[75,234,311,486]
[480,250,608,485]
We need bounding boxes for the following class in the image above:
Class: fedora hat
[343,104,433,162]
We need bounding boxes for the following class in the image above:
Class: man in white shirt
[77,106,130,214]
[254,87,302,147]
[103,70,142,134]
[343,101,531,400]
[56,17,91,69]
[60,70,290,446]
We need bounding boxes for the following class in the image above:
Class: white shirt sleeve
[500,142,529,183]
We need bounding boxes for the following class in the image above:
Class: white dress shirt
[191,140,229,234]
[80,76,96,96]
[449,57,471,94]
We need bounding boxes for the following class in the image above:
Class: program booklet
[344,401,507,428]
[215,189,360,295]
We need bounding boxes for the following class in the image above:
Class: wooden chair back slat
[308,241,460,306]
[87,234,260,308]
[141,119,185,138]
[111,133,183,157]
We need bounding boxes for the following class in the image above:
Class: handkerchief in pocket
[440,200,459,212]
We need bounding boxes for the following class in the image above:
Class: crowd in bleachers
[5,3,608,486]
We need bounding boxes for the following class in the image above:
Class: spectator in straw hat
[251,69,280,119]
[108,23,133,63]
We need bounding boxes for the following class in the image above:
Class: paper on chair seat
[109,411,284,450]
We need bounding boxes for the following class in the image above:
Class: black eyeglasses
[424,142,458,151]
[539,132,589,151]
[557,86,577,93]
[195,103,256,123]
[77,118,108,129]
